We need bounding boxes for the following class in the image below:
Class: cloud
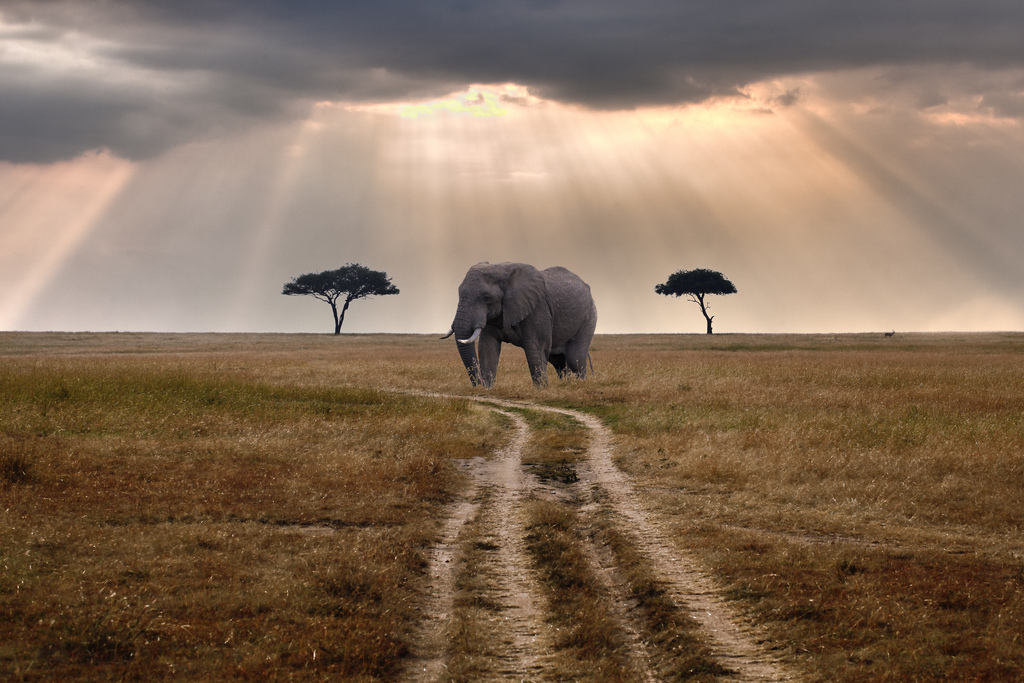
[981,90,1024,119]
[3,0,1024,162]
[399,88,510,119]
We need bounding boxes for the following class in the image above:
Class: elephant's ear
[502,264,546,327]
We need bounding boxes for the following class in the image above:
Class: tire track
[403,392,793,681]
[574,527,662,683]
[470,410,552,679]
[544,404,793,682]
[405,496,481,682]
[404,408,552,682]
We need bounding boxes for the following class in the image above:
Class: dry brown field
[2,331,1022,681]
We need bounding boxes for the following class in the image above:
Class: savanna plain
[1,331,1022,681]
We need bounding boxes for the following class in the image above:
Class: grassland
[0,333,506,681]
[2,331,1023,681]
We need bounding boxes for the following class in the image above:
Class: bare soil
[404,395,795,681]
[404,409,553,681]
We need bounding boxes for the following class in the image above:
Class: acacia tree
[655,268,737,334]
[282,263,399,334]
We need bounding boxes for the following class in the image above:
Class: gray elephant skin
[444,262,597,387]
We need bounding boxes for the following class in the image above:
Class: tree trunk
[335,298,351,335]
[331,301,341,335]
[696,293,714,334]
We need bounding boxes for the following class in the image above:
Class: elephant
[442,262,597,387]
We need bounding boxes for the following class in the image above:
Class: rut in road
[541,403,793,682]
[404,394,793,682]
[405,409,552,681]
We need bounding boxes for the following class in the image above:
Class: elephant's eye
[482,293,495,304]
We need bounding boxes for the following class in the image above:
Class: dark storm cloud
[3,0,1024,162]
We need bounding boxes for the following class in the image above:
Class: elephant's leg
[564,328,596,379]
[548,352,568,378]
[560,349,583,378]
[477,334,502,388]
[565,353,587,378]
[522,341,550,386]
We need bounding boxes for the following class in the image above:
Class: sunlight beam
[0,151,135,329]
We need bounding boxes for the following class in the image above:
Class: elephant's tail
[587,353,595,377]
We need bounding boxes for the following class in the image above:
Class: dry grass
[2,331,1023,681]
[590,512,729,681]
[510,407,589,485]
[514,404,730,680]
[542,332,1024,681]
[0,334,504,681]
[524,498,637,680]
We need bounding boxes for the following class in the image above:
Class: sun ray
[5,76,1022,334]
[224,114,328,329]
[0,151,135,329]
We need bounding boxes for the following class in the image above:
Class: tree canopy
[282,263,399,334]
[655,268,737,334]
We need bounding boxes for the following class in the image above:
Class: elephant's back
[542,267,591,301]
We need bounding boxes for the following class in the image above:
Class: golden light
[2,77,1021,333]
[0,151,135,328]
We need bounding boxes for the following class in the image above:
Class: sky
[2,1,1024,335]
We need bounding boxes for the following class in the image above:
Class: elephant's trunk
[456,333,481,385]
[452,305,484,385]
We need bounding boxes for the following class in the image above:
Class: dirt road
[404,395,793,682]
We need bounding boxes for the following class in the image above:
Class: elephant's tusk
[458,328,482,344]
[440,328,454,340]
